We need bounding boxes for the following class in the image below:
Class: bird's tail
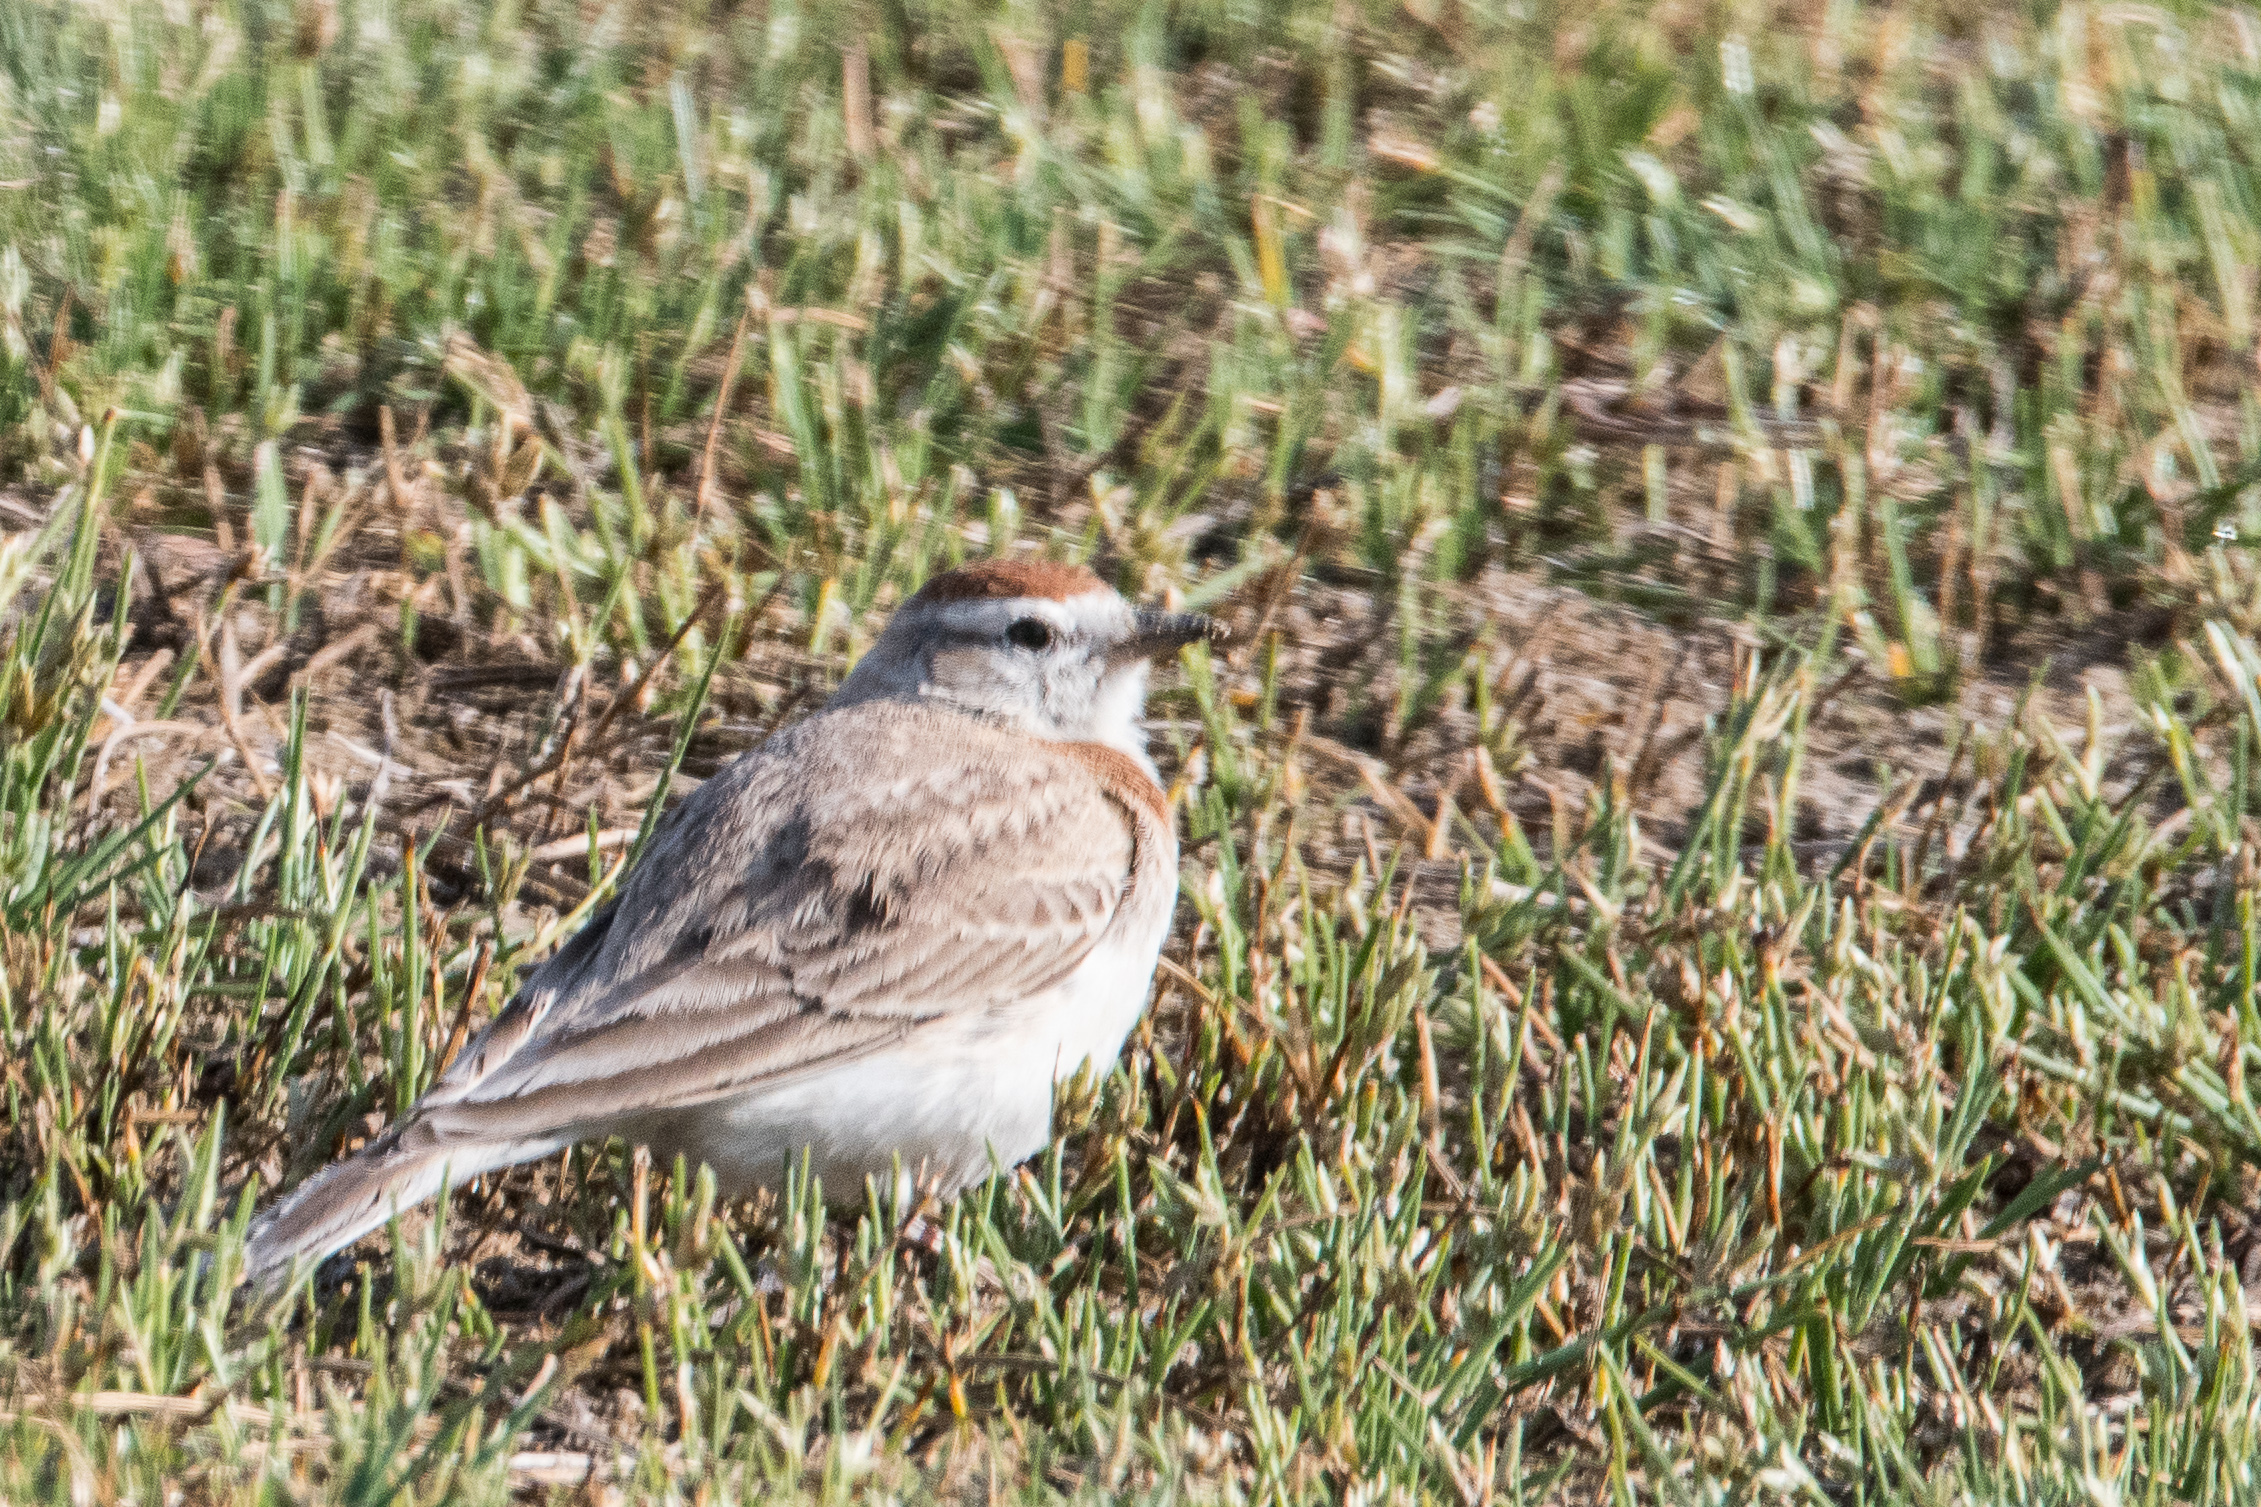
[242,1127,536,1286]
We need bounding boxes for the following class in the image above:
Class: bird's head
[831,560,1220,770]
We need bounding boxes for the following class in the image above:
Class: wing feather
[412,704,1139,1144]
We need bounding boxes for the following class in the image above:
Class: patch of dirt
[1233,559,2181,951]
[41,474,2189,963]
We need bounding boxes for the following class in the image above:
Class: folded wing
[408,704,1139,1147]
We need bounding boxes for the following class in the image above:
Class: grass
[10,0,2261,1498]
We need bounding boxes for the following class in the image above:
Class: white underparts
[614,891,1174,1201]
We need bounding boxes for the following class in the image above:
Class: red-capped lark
[245,560,1218,1282]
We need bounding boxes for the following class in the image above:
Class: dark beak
[1114,609,1224,665]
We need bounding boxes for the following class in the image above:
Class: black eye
[1006,618,1054,651]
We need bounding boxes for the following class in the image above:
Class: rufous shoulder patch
[912,558,1107,604]
[1050,741,1171,827]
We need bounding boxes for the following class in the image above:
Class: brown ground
[43,464,2182,968]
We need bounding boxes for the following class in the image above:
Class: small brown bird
[246,560,1217,1281]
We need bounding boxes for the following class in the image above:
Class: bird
[243,559,1218,1283]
